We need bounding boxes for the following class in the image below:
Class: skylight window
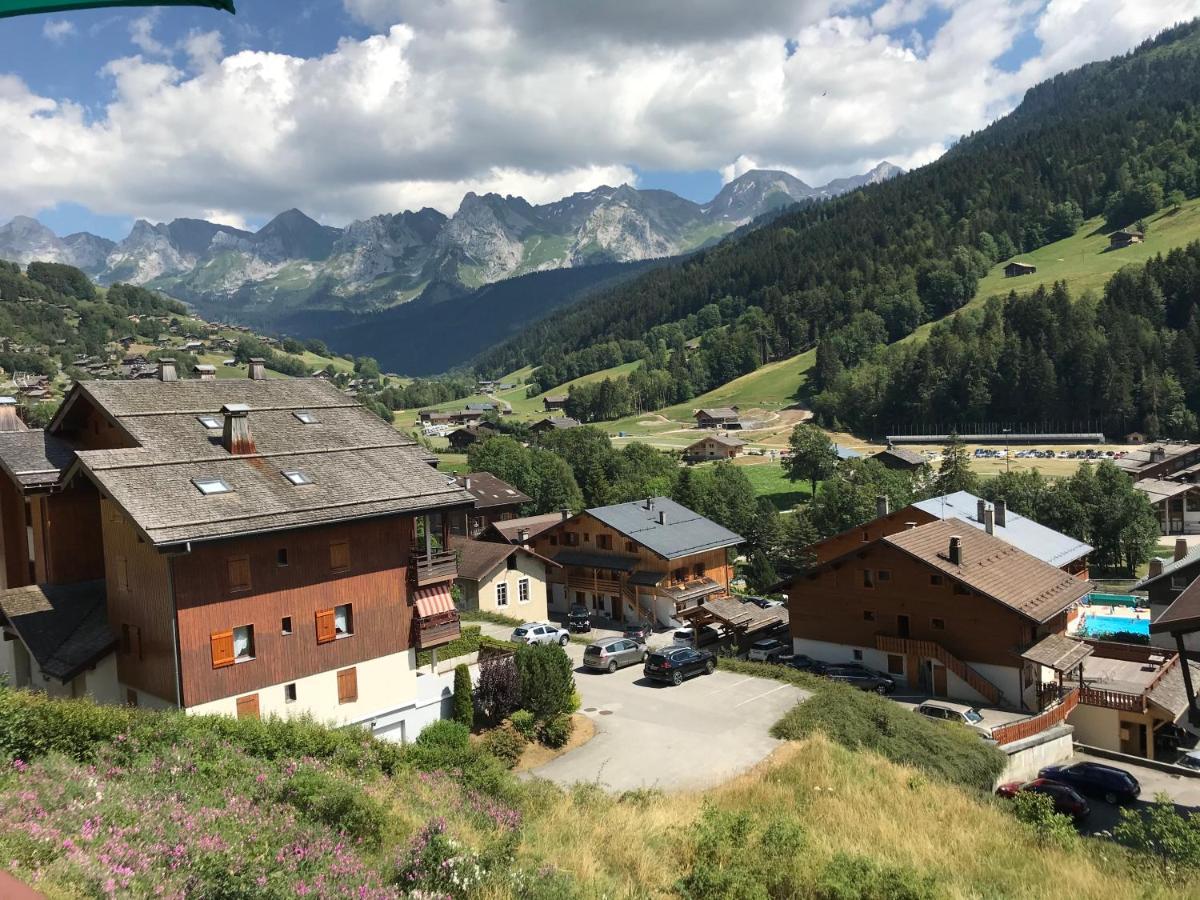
[193,476,232,496]
[282,470,314,486]
[197,415,221,429]
[293,410,318,425]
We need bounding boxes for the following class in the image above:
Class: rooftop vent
[1176,538,1188,562]
[657,510,667,525]
[192,476,231,496]
[1149,558,1165,579]
[248,357,266,380]
[193,364,216,381]
[157,358,178,382]
[977,498,986,523]
[221,403,255,455]
[517,527,530,545]
[877,495,889,518]
[995,499,1007,527]
[984,505,995,536]
[560,507,571,521]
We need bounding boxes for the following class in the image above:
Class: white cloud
[0,0,1197,229]
[41,19,76,44]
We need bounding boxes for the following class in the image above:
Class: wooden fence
[993,689,1080,745]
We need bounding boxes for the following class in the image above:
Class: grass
[732,460,812,510]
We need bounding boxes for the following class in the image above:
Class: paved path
[1068,750,1200,834]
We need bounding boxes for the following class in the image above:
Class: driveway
[1065,750,1200,835]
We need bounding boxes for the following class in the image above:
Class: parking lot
[1066,751,1200,834]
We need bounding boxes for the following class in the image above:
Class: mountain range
[0,163,901,331]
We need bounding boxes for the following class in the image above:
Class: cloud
[0,0,1197,229]
[41,19,76,44]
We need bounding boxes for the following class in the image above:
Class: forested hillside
[475,22,1200,428]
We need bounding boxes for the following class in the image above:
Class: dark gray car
[583,637,648,672]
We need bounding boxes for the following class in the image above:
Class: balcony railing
[411,548,458,587]
[414,611,461,650]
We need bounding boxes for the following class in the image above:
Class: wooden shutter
[211,630,235,668]
[236,694,260,719]
[227,556,251,592]
[337,667,358,704]
[329,540,350,572]
[315,608,336,644]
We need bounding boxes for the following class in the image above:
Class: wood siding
[811,508,939,564]
[31,482,104,585]
[100,499,177,703]
[172,516,414,708]
[0,474,30,590]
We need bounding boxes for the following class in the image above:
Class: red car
[995,779,1090,819]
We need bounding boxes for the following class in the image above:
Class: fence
[993,689,1080,745]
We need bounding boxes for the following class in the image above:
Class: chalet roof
[0,430,76,488]
[1111,229,1145,239]
[448,536,557,582]
[687,434,745,450]
[911,491,1092,568]
[531,417,582,430]
[1150,576,1200,634]
[872,446,927,466]
[881,519,1092,623]
[0,580,115,682]
[834,444,861,460]
[455,472,531,509]
[676,595,788,634]
[1148,661,1200,720]
[584,497,744,560]
[485,512,564,544]
[1006,260,1037,270]
[59,379,472,546]
[1116,444,1200,473]
[1134,547,1200,591]
[1132,478,1196,504]
[1021,633,1092,672]
[695,407,739,419]
[543,394,568,403]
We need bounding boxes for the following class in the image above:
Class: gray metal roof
[585,497,743,560]
[1135,548,1200,591]
[911,491,1092,568]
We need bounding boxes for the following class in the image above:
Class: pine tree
[452,664,474,729]
[936,432,980,495]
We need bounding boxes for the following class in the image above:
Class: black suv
[644,646,716,685]
[1038,762,1141,804]
[567,604,592,633]
[819,663,895,694]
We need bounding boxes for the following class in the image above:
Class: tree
[776,507,820,576]
[528,448,583,514]
[473,655,521,726]
[807,459,917,539]
[786,423,839,494]
[743,551,779,594]
[935,432,979,496]
[452,664,474,729]
[515,643,576,722]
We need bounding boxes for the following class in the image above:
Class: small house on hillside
[694,407,741,429]
[684,433,745,462]
[543,395,568,411]
[449,536,556,623]
[1004,261,1037,277]
[530,417,581,434]
[1109,229,1144,249]
[446,423,498,451]
[870,445,926,472]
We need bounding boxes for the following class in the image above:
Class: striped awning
[415,583,455,618]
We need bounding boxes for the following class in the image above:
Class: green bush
[453,664,475,729]
[416,625,483,668]
[538,713,574,749]
[277,768,387,846]
[481,724,527,768]
[1010,791,1078,849]
[510,709,537,739]
[815,853,941,900]
[515,643,576,722]
[1114,793,1200,872]
[414,718,470,751]
[675,805,807,900]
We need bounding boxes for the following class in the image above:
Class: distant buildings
[1004,261,1037,277]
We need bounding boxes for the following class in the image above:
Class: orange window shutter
[211,630,235,668]
[315,608,336,644]
[236,694,260,720]
[337,667,358,704]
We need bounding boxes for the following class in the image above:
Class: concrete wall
[997,725,1075,785]
[1068,703,1122,752]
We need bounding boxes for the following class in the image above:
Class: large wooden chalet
[0,361,472,739]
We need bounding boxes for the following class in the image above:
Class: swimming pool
[1079,614,1150,638]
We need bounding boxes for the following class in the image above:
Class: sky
[1,0,1199,240]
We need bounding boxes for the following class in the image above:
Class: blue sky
[0,0,1196,239]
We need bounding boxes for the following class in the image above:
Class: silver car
[583,637,647,672]
[510,622,570,646]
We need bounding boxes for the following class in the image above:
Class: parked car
[748,638,789,662]
[819,664,895,694]
[584,637,648,672]
[1037,762,1141,804]
[745,596,784,609]
[1177,750,1200,772]
[996,779,1090,820]
[566,604,592,633]
[510,622,570,646]
[673,625,721,647]
[622,621,655,644]
[785,654,823,672]
[914,700,993,738]
[644,646,716,685]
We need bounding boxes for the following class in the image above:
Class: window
[862,569,874,589]
[334,603,353,637]
[931,617,946,630]
[115,557,129,594]
[549,535,559,546]
[518,578,530,603]
[121,624,142,659]
[877,570,891,582]
[1172,575,1190,590]
[282,469,314,486]
[284,683,297,703]
[862,610,875,622]
[887,654,904,676]
[227,556,251,593]
[507,554,518,570]
[583,533,591,543]
[281,616,293,635]
[192,476,231,496]
[329,540,350,572]
[293,410,318,425]
[236,694,260,719]
[277,548,289,567]
[196,414,221,429]
[496,583,509,607]
[693,563,704,578]
[625,540,636,553]
[852,649,863,661]
[929,574,943,586]
[233,625,255,662]
[1189,494,1200,512]
[596,534,611,550]
[337,667,358,704]
[953,583,969,596]
[564,532,578,547]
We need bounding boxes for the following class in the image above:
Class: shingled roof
[455,472,531,509]
[0,580,115,682]
[60,379,473,546]
[882,518,1092,623]
[448,535,558,581]
[484,512,564,544]
[0,430,76,489]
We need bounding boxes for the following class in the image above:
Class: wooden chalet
[531,497,743,625]
[684,433,746,461]
[447,423,497,450]
[542,395,569,411]
[1004,261,1037,277]
[0,361,474,738]
[694,407,741,429]
[529,417,581,434]
[1118,444,1200,533]
[870,444,927,471]
[446,472,532,538]
[1109,229,1144,249]
[482,511,569,545]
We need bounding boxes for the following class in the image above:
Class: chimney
[248,358,266,380]
[1149,558,1164,579]
[464,476,472,490]
[657,510,667,525]
[518,528,530,547]
[948,535,962,566]
[995,499,1006,527]
[560,507,570,521]
[221,403,255,455]
[644,497,654,511]
[0,397,23,433]
[1151,447,1167,463]
[984,506,995,536]
[157,358,178,382]
[1176,538,1189,562]
[977,498,986,523]
[876,495,889,518]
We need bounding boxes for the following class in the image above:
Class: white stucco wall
[0,634,120,704]
[1067,702,1122,752]
[969,662,1023,709]
[473,553,549,622]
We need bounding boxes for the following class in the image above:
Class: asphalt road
[1064,750,1200,834]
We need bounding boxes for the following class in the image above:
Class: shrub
[482,724,527,768]
[538,713,574,749]
[416,624,482,668]
[393,818,489,895]
[1114,793,1200,872]
[453,664,475,729]
[510,709,537,739]
[414,718,470,751]
[515,643,576,722]
[1010,791,1078,849]
[815,853,941,900]
[475,655,522,726]
[277,769,387,846]
[675,805,807,900]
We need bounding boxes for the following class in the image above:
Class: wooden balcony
[414,611,461,650]
[411,548,458,587]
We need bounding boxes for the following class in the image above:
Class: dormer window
[282,470,314,486]
[197,415,221,430]
[293,410,318,425]
[193,476,232,496]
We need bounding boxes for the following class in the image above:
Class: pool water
[1080,614,1150,638]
